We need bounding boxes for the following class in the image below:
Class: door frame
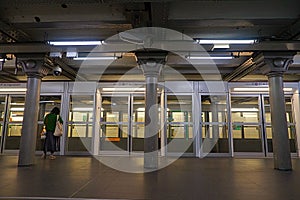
[230,94,265,157]
[165,92,195,157]
[199,92,231,157]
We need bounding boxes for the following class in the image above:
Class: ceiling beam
[1,41,300,54]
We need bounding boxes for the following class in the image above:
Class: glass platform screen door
[67,95,94,154]
[100,95,130,154]
[200,94,230,156]
[3,95,25,152]
[131,95,146,154]
[231,95,264,156]
[0,95,7,153]
[36,95,62,151]
[166,94,194,156]
[99,93,159,155]
[263,96,297,155]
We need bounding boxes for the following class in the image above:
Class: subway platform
[0,155,300,200]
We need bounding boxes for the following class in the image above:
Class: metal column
[18,59,48,166]
[259,52,295,170]
[144,75,159,168]
[268,73,292,170]
[18,76,41,166]
[136,52,166,169]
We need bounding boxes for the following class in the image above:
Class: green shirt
[44,113,63,132]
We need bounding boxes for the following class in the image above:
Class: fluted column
[18,58,48,166]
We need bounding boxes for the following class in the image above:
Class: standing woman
[42,107,63,159]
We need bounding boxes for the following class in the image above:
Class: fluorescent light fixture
[72,107,94,112]
[39,101,55,103]
[137,107,145,111]
[10,107,25,111]
[233,88,293,92]
[231,108,259,112]
[102,88,145,92]
[0,58,7,62]
[212,44,230,49]
[11,102,25,105]
[187,56,233,60]
[73,56,116,61]
[197,39,256,44]
[49,41,102,46]
[0,88,27,92]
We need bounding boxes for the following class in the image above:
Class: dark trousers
[43,131,56,154]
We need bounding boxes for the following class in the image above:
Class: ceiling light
[102,88,145,92]
[73,56,117,61]
[72,107,94,112]
[187,56,233,60]
[197,39,256,44]
[212,44,230,50]
[0,88,27,92]
[49,41,102,46]
[232,88,293,92]
[10,107,25,111]
[231,108,259,112]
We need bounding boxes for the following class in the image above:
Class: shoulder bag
[53,115,63,136]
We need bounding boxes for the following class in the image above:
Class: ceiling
[0,0,300,83]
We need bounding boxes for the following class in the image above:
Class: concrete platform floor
[0,155,300,200]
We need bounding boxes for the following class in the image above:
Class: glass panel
[231,97,259,123]
[202,124,229,153]
[0,96,6,144]
[266,126,297,153]
[67,124,92,151]
[202,124,228,139]
[69,97,94,122]
[201,95,227,123]
[5,96,25,150]
[100,124,128,151]
[231,96,263,153]
[101,96,128,123]
[132,96,145,152]
[232,125,261,139]
[36,95,62,151]
[167,95,192,122]
[201,95,229,153]
[264,96,293,123]
[167,95,193,153]
[264,96,296,153]
[68,95,94,152]
[167,124,193,153]
[232,125,262,152]
[100,96,129,152]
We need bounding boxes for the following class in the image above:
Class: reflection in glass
[0,96,6,144]
[167,95,193,153]
[36,95,62,151]
[5,96,25,150]
[231,97,259,123]
[100,96,129,152]
[231,96,263,153]
[264,96,296,153]
[68,95,94,152]
[201,95,229,153]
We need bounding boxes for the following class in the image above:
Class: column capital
[136,51,167,77]
[17,58,49,79]
[256,52,296,77]
[139,60,164,78]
